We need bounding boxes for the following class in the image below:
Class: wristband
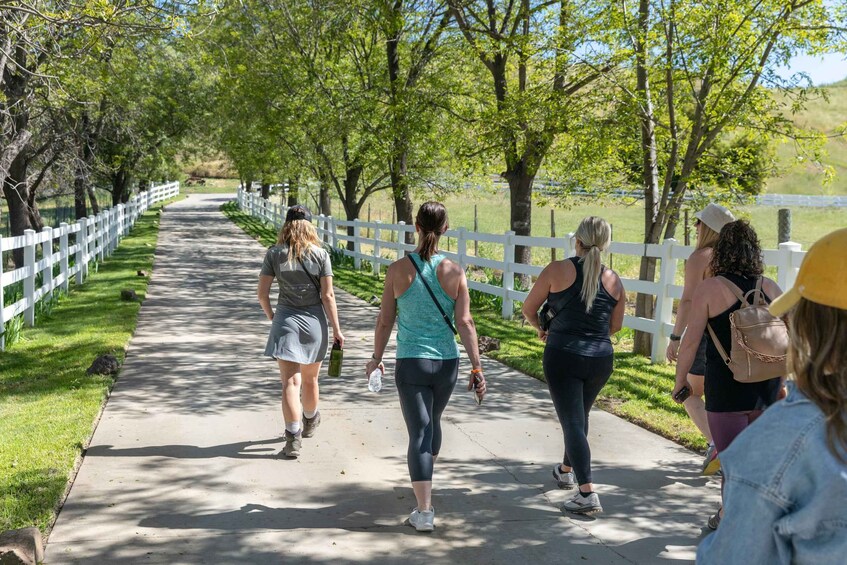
[669,333,682,342]
[470,368,483,374]
[371,354,382,362]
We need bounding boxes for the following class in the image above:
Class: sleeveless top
[396,253,460,360]
[704,273,782,412]
[545,256,618,357]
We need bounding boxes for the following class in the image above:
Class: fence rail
[0,181,180,351]
[237,188,806,363]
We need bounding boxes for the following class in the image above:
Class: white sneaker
[563,492,603,515]
[408,507,435,532]
[552,465,576,489]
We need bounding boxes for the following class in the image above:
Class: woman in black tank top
[671,220,783,530]
[522,216,626,515]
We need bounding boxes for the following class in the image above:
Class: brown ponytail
[415,201,448,262]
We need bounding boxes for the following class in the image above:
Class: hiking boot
[281,431,302,458]
[702,444,721,476]
[563,492,603,515]
[302,411,321,438]
[408,507,435,532]
[553,465,576,490]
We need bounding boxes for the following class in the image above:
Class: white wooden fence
[0,181,180,351]
[238,188,807,363]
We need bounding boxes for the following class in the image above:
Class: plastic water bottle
[367,369,383,393]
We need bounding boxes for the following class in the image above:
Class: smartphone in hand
[673,386,691,403]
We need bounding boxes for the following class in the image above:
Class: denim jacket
[697,385,847,564]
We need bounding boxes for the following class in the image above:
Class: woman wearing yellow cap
[697,227,847,563]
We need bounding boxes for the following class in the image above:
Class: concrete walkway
[45,194,720,564]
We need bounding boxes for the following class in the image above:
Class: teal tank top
[396,253,460,360]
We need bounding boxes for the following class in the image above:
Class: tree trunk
[111,168,131,206]
[261,182,271,200]
[342,165,363,251]
[633,0,662,356]
[504,164,535,288]
[287,177,298,206]
[25,176,44,232]
[2,155,32,267]
[318,169,331,216]
[87,184,100,215]
[390,150,415,245]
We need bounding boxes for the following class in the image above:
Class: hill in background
[767,79,847,195]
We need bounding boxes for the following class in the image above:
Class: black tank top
[704,273,781,412]
[545,257,617,357]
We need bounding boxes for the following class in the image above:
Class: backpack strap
[408,255,458,335]
[706,323,732,366]
[715,275,747,303]
[707,276,743,367]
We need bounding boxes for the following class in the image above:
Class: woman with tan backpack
[671,219,783,530]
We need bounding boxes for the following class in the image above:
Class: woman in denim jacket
[697,227,847,564]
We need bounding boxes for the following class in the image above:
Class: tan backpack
[706,276,788,383]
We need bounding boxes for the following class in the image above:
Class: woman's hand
[671,379,691,404]
[467,370,486,397]
[333,332,345,348]
[666,340,680,363]
[365,357,384,378]
[536,328,548,342]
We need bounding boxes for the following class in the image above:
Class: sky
[776,53,847,86]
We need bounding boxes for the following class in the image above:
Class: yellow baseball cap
[769,227,847,317]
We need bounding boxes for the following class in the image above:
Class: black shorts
[689,334,707,376]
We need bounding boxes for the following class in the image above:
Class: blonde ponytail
[278,219,321,264]
[574,216,612,313]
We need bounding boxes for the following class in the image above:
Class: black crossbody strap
[409,255,458,335]
[297,256,322,295]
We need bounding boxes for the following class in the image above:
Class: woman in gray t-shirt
[258,205,344,458]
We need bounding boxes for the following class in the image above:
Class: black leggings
[395,357,459,482]
[543,348,614,486]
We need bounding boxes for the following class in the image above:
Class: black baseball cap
[285,205,312,223]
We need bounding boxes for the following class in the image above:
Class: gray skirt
[264,303,328,364]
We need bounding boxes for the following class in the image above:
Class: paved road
[45,194,720,564]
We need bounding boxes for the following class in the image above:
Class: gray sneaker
[553,465,576,489]
[408,507,435,532]
[702,444,721,476]
[563,492,603,515]
[302,411,321,438]
[282,431,302,458]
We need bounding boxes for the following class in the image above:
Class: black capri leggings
[542,348,614,486]
[395,357,459,482]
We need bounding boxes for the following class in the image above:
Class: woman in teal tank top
[365,201,486,533]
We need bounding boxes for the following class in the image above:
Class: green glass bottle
[328,341,343,377]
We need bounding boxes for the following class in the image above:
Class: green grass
[180,177,240,194]
[0,197,180,535]
[223,201,704,452]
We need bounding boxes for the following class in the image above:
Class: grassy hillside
[767,80,847,194]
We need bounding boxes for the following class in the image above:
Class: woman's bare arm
[258,275,275,321]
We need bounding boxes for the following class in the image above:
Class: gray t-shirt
[261,244,333,308]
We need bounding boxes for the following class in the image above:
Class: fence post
[565,232,577,258]
[778,209,792,244]
[327,216,336,249]
[0,236,5,350]
[76,218,86,284]
[97,213,105,261]
[457,227,467,270]
[397,221,406,259]
[42,226,54,301]
[373,222,382,276]
[23,229,36,327]
[778,241,802,290]
[501,230,515,319]
[353,219,362,270]
[59,223,69,292]
[651,238,677,363]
